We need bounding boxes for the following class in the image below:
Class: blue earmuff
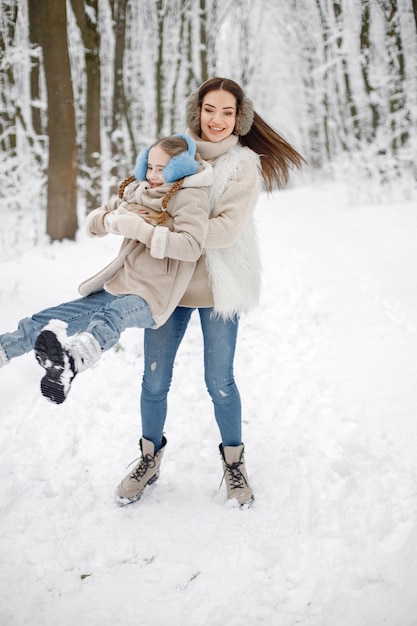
[133,146,150,181]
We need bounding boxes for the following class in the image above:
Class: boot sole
[114,472,159,507]
[35,330,75,404]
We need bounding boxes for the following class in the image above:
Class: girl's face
[200,89,237,142]
[146,145,171,187]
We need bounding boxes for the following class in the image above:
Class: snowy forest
[0,0,416,247]
[2,3,417,623]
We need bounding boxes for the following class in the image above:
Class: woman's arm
[153,187,209,261]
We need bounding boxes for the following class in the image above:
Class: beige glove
[104,208,154,245]
[86,209,108,237]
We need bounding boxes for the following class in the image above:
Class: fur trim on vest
[204,145,262,319]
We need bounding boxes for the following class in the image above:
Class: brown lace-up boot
[115,436,167,506]
[219,443,254,508]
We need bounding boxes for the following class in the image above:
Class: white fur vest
[204,145,262,319]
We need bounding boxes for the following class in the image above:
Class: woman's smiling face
[200,89,237,142]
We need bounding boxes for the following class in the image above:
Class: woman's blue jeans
[141,306,242,450]
[0,290,155,359]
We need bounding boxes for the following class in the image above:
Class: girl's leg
[0,291,155,362]
[1,290,155,404]
[141,306,193,451]
[33,292,155,404]
[198,308,242,447]
[84,293,155,350]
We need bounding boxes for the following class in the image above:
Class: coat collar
[185,128,239,161]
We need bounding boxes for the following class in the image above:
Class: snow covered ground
[1,183,417,626]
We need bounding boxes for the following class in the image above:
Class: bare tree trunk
[199,0,208,82]
[170,3,187,133]
[0,1,18,153]
[186,8,194,92]
[314,0,332,159]
[413,0,417,33]
[332,1,360,142]
[377,0,410,152]
[70,0,101,212]
[109,0,129,191]
[155,0,164,136]
[28,53,42,138]
[360,0,379,138]
[28,2,43,138]
[29,0,78,241]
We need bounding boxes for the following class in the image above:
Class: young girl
[0,134,212,404]
[115,78,305,509]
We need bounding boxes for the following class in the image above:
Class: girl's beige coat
[78,166,211,328]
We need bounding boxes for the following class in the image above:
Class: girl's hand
[104,211,153,243]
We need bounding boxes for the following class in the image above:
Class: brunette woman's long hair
[195,77,305,192]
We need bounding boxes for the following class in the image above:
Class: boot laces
[224,460,248,491]
[131,454,156,482]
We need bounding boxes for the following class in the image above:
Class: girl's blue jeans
[0,290,155,359]
[141,306,242,450]
[1,296,242,449]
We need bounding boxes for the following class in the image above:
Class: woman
[0,135,211,404]
[115,78,305,509]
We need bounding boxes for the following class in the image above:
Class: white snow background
[1,183,417,626]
